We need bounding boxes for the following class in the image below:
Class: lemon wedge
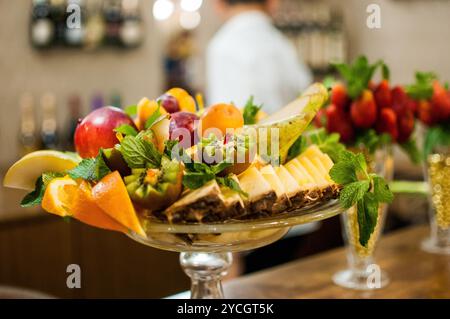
[3,151,81,191]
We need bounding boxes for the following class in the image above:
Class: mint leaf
[144,103,163,129]
[21,172,64,207]
[182,172,215,189]
[217,176,248,197]
[68,152,111,181]
[330,161,358,185]
[114,124,138,137]
[423,126,450,160]
[399,138,422,164]
[124,105,137,117]
[121,135,161,169]
[287,136,308,161]
[339,180,370,208]
[373,176,394,204]
[242,96,262,125]
[211,162,233,175]
[357,192,379,247]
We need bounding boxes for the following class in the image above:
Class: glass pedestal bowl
[128,199,345,299]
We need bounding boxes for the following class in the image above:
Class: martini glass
[421,146,450,255]
[128,199,345,299]
[333,146,394,290]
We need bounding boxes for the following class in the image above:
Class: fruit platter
[3,83,393,298]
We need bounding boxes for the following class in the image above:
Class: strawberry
[375,108,398,141]
[331,83,350,112]
[314,108,327,128]
[417,100,435,126]
[397,110,415,143]
[374,80,392,109]
[431,81,450,122]
[326,104,355,143]
[391,86,409,117]
[350,90,377,129]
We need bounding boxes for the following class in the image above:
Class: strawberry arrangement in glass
[315,56,418,161]
[406,72,450,255]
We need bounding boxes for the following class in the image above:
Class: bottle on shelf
[30,0,55,48]
[64,0,86,47]
[65,94,82,151]
[110,90,122,108]
[40,93,59,150]
[90,92,104,110]
[19,93,39,156]
[103,0,123,46]
[84,0,106,50]
[119,0,143,48]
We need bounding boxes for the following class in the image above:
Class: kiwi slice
[124,155,183,212]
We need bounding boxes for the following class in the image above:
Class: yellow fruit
[3,150,81,191]
[137,97,168,130]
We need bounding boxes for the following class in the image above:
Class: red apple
[74,106,137,158]
[169,112,200,149]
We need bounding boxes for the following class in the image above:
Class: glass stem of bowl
[180,252,233,299]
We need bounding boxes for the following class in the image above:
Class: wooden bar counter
[223,225,450,298]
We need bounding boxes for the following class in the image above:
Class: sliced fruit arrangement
[3,83,392,248]
[315,56,420,163]
[163,145,340,223]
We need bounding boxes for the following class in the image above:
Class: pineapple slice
[274,166,301,198]
[297,156,329,186]
[164,180,228,223]
[238,166,277,215]
[260,165,290,213]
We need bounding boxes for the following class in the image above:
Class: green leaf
[120,135,161,169]
[399,138,422,164]
[210,162,233,175]
[357,193,379,247]
[68,152,111,181]
[114,124,138,137]
[242,96,263,125]
[217,176,248,197]
[124,105,137,117]
[182,172,215,189]
[329,161,358,185]
[287,136,308,161]
[21,172,64,207]
[381,63,390,81]
[423,126,450,160]
[339,180,370,208]
[405,72,437,100]
[373,176,394,204]
[322,76,337,90]
[144,102,163,129]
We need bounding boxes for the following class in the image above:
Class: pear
[243,83,328,164]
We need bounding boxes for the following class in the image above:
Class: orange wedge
[92,171,146,237]
[42,176,77,217]
[71,181,128,234]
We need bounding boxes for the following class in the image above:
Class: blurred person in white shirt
[207,0,312,114]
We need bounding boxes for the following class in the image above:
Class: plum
[169,112,200,149]
[74,106,136,158]
[158,94,180,114]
